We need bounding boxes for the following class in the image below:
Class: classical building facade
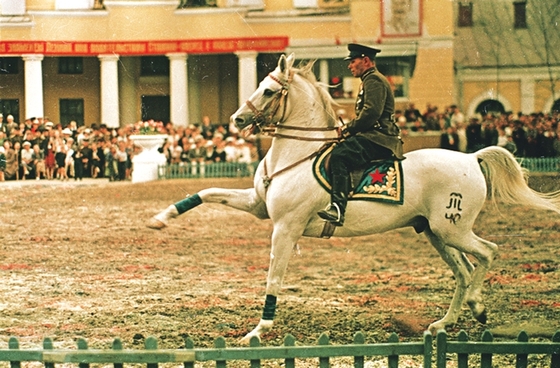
[454,0,560,117]
[1,0,557,128]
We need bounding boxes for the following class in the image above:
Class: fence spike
[283,334,296,346]
[43,337,55,368]
[183,337,195,368]
[184,336,194,349]
[77,338,88,349]
[317,333,330,346]
[435,330,447,368]
[458,330,469,341]
[353,331,365,344]
[552,330,560,368]
[77,338,89,368]
[112,338,123,350]
[457,330,469,368]
[214,337,227,368]
[214,336,226,349]
[145,336,158,350]
[43,337,53,350]
[249,336,260,347]
[481,330,493,342]
[284,334,296,368]
[145,337,159,368]
[422,331,432,368]
[516,330,529,367]
[480,330,493,368]
[112,338,124,368]
[8,337,19,349]
[317,333,329,368]
[387,333,399,368]
[354,332,366,368]
[387,332,399,343]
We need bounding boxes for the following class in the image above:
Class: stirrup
[317,203,344,226]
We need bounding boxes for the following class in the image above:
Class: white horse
[148,54,560,343]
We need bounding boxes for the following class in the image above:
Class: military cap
[344,43,381,60]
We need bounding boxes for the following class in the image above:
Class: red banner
[0,36,289,56]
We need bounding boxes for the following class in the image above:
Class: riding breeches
[329,135,393,177]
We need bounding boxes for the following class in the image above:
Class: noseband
[245,72,292,132]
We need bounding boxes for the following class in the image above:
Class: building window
[514,1,527,29]
[60,99,84,127]
[0,99,20,124]
[318,0,348,7]
[309,57,412,100]
[0,57,19,74]
[141,56,169,76]
[178,0,216,8]
[59,57,84,74]
[377,58,411,99]
[458,2,473,27]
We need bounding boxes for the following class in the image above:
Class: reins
[245,69,342,188]
[261,144,330,188]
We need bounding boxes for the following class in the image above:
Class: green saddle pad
[313,144,404,205]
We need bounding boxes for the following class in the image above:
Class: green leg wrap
[174,194,202,214]
[262,294,277,321]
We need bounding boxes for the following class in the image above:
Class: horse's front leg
[147,187,268,229]
[240,224,302,344]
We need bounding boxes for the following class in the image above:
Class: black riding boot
[317,174,349,226]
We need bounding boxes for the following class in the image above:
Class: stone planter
[129,134,167,183]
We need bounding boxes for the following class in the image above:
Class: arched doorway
[475,99,505,116]
[551,99,560,114]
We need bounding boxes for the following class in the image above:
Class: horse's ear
[286,53,295,68]
[278,54,287,73]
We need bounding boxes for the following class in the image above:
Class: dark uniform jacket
[346,67,404,159]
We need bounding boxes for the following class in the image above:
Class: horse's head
[231,53,298,135]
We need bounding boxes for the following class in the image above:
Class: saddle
[313,145,404,238]
[313,144,405,205]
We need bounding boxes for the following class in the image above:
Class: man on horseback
[317,43,404,226]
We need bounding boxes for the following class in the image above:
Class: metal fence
[158,162,259,180]
[157,158,559,180]
[1,330,558,368]
[516,157,560,172]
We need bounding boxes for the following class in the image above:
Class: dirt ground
[0,177,558,366]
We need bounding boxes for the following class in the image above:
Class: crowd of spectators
[395,103,560,157]
[1,105,558,182]
[0,114,258,182]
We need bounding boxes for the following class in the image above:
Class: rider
[317,43,404,226]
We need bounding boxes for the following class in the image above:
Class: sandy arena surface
[0,177,558,367]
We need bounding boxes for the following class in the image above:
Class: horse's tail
[474,146,560,214]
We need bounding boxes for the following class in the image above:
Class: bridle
[244,70,343,188]
[245,71,342,143]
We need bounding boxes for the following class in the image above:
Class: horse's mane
[293,60,338,127]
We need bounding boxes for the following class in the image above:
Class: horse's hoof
[475,309,487,324]
[146,218,166,230]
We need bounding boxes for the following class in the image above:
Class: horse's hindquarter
[322,149,488,238]
[399,149,487,232]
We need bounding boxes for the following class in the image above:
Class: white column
[167,52,188,127]
[98,54,120,128]
[319,59,329,93]
[520,77,535,115]
[22,54,44,120]
[235,51,258,103]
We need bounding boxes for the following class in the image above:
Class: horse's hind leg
[147,187,267,229]
[424,227,472,334]
[462,235,498,324]
[425,227,498,333]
